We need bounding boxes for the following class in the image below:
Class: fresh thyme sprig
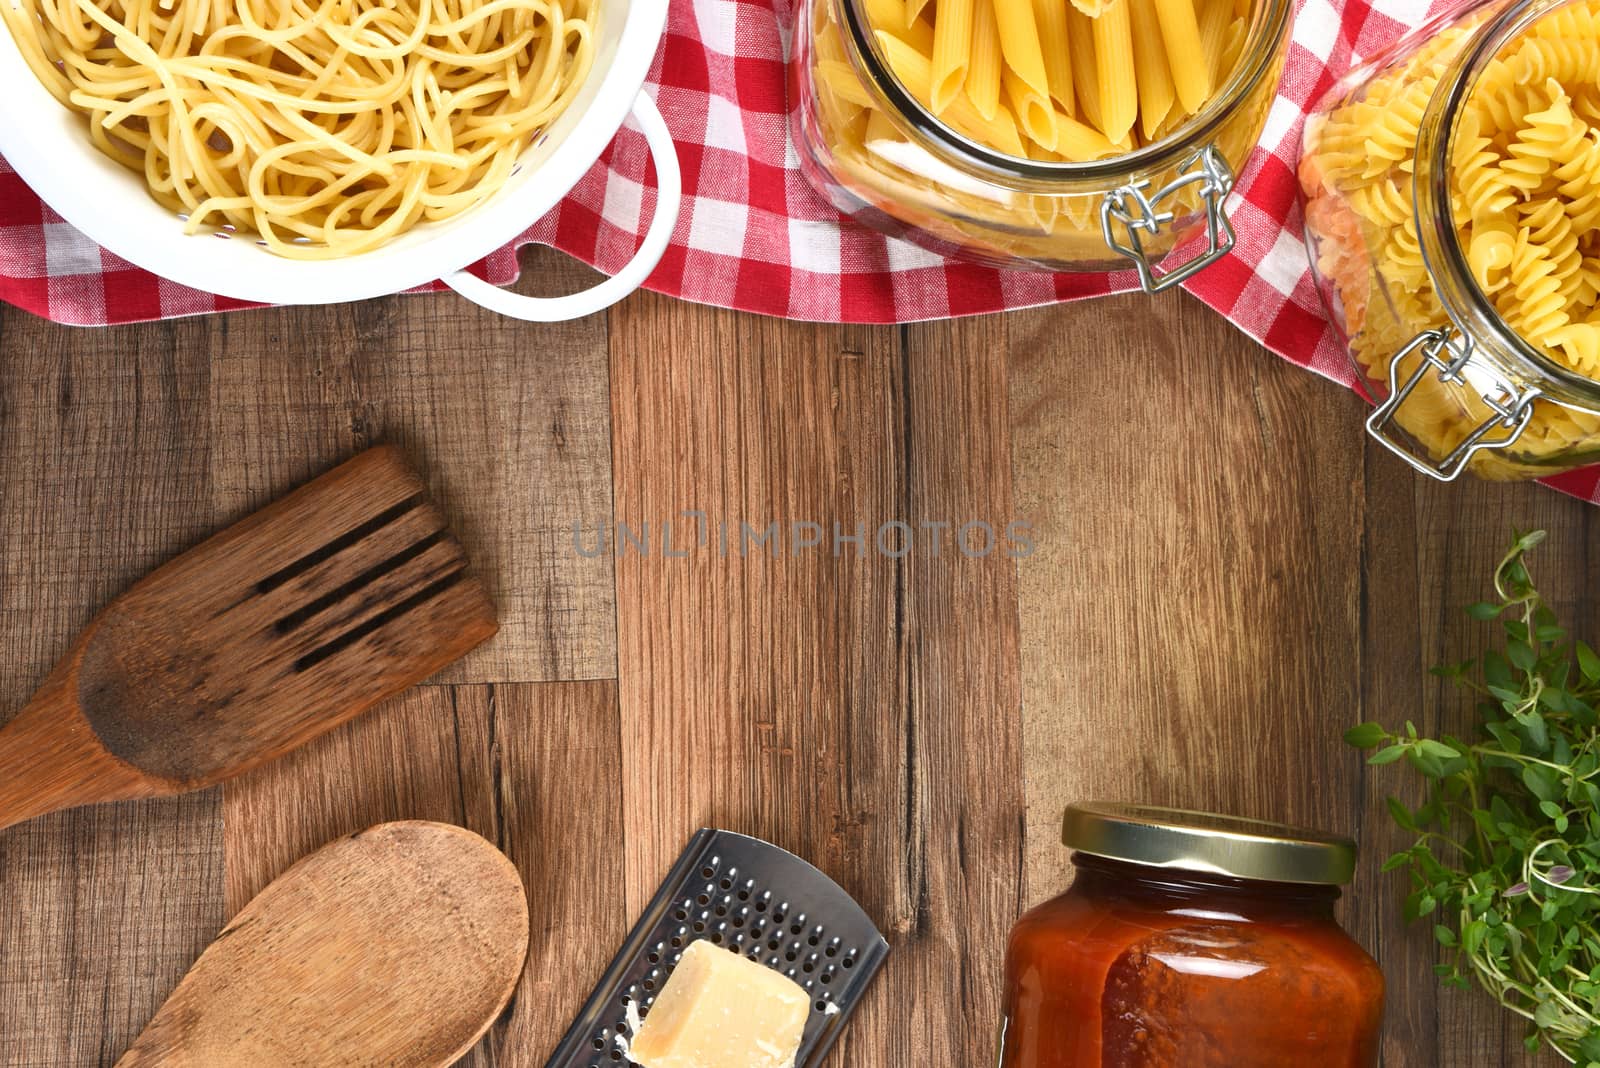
[1348,530,1600,1066]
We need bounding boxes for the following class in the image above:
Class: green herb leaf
[1369,744,1409,766]
[1389,797,1419,832]
[1358,531,1600,1065]
[1579,641,1600,683]
[1524,764,1562,802]
[1344,722,1387,749]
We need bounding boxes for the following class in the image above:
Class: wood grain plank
[1009,289,1581,1068]
[207,251,616,686]
[1350,440,1439,1068]
[1008,291,1366,899]
[0,310,224,1067]
[607,293,1025,1066]
[1403,470,1593,1068]
[221,680,625,1066]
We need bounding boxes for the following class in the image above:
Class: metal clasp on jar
[1368,328,1543,481]
[1100,146,1235,293]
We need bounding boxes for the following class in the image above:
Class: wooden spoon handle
[0,673,162,831]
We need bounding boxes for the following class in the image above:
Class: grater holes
[816,999,830,1012]
[825,937,841,957]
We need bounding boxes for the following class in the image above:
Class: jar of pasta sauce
[1301,0,1600,481]
[789,0,1292,289]
[999,803,1384,1068]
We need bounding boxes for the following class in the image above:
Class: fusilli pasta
[1300,0,1600,479]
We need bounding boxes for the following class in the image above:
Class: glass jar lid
[1063,802,1357,885]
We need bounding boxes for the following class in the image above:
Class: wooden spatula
[115,820,530,1067]
[0,446,497,831]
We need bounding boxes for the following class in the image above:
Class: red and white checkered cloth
[5,0,1600,499]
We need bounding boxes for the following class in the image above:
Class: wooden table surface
[0,250,1590,1066]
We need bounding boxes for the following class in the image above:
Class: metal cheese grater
[545,828,891,1068]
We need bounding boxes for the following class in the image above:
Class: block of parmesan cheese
[629,940,811,1068]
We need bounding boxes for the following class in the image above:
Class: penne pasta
[846,0,1248,164]
[1198,0,1233,89]
[1049,108,1123,157]
[992,0,1051,101]
[1032,0,1075,115]
[1092,0,1137,143]
[817,59,880,109]
[1129,0,1176,139]
[968,0,1004,119]
[1005,66,1059,148]
[928,0,972,110]
[866,0,937,51]
[875,29,1027,153]
[932,0,976,112]
[864,107,902,145]
[865,0,909,32]
[1153,0,1211,111]
[1217,14,1248,86]
[1065,3,1104,132]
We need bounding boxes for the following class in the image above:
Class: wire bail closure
[1367,328,1542,481]
[1100,145,1236,293]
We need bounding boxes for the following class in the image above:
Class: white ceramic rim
[0,0,669,306]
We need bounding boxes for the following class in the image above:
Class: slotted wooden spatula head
[0,446,497,830]
[116,820,530,1068]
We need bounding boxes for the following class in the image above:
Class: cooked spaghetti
[2,0,597,257]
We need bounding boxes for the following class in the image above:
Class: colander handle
[442,92,681,322]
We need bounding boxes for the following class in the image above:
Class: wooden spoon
[116,820,530,1067]
[0,446,497,831]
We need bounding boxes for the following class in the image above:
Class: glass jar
[999,803,1385,1068]
[1301,0,1600,481]
[789,0,1293,289]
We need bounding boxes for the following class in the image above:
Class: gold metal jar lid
[1062,802,1358,886]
